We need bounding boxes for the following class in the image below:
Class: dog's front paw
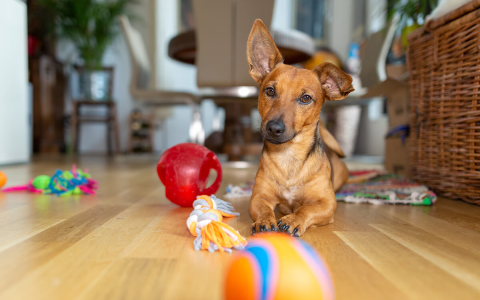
[251,215,278,235]
[277,215,306,237]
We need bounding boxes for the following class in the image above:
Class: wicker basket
[407,0,480,205]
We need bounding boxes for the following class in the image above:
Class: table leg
[71,103,79,154]
[113,118,120,155]
[217,101,260,161]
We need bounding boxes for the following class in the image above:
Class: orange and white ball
[225,234,334,300]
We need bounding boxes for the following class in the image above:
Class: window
[179,0,194,32]
[295,0,327,46]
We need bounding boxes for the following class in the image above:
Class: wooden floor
[0,155,479,300]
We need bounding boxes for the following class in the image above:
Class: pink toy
[1,179,44,193]
[157,143,222,207]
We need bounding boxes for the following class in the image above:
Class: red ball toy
[157,143,222,207]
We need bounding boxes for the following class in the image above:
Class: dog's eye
[300,95,312,103]
[266,87,275,97]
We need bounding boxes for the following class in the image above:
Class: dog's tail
[318,120,349,191]
[318,120,345,158]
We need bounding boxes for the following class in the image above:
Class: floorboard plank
[0,203,160,300]
[304,231,406,300]
[422,204,480,233]
[336,231,480,299]
[380,204,480,256]
[436,198,480,218]
[77,258,177,300]
[120,205,191,259]
[372,223,480,293]
[0,205,128,292]
[161,250,232,300]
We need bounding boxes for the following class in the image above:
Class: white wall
[328,0,355,62]
[272,0,294,30]
[0,0,29,165]
[366,0,387,35]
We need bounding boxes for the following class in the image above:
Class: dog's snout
[266,120,286,137]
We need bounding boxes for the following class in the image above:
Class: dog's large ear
[247,19,283,84]
[314,62,354,101]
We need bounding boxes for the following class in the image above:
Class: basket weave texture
[407,0,480,204]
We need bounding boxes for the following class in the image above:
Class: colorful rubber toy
[158,143,223,207]
[225,234,335,300]
[1,165,98,196]
[186,195,247,253]
[0,171,7,189]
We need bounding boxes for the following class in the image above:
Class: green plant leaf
[37,0,137,70]
[387,0,439,34]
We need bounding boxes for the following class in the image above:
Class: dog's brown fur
[248,20,354,237]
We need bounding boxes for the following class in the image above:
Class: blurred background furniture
[71,66,120,155]
[26,0,58,157]
[318,16,401,160]
[71,100,120,155]
[128,110,154,153]
[27,0,67,154]
[120,15,204,145]
[30,55,66,154]
[168,0,315,160]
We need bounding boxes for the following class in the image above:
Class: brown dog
[247,20,354,237]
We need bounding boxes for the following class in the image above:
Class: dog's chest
[263,147,324,206]
[279,184,302,205]
[267,155,313,205]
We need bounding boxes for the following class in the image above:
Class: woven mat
[224,170,436,206]
[336,170,436,205]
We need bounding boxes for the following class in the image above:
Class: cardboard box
[386,64,408,81]
[361,76,410,129]
[386,84,410,129]
[385,137,410,178]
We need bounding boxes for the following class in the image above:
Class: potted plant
[388,0,439,48]
[39,0,136,100]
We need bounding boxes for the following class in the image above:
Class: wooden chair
[71,66,120,155]
[119,16,204,145]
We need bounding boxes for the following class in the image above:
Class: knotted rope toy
[186,195,247,253]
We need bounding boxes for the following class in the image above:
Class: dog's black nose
[266,120,286,137]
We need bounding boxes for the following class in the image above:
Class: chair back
[119,15,151,91]
[193,0,275,88]
[234,0,275,86]
[359,15,400,88]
